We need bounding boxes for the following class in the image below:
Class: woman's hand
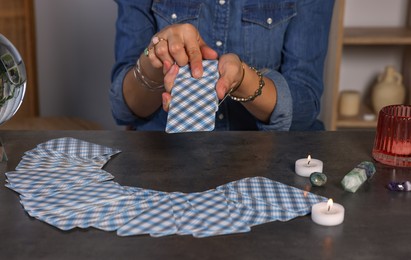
[215,53,244,100]
[141,23,218,111]
[146,23,218,78]
[161,53,244,112]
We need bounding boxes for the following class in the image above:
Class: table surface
[0,130,410,260]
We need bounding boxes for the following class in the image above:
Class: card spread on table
[166,60,219,133]
[4,137,327,237]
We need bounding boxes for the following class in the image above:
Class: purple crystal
[387,181,411,192]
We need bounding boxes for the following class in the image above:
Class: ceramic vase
[372,66,406,114]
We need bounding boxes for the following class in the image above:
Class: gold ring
[152,36,167,46]
[144,37,167,57]
[144,47,152,57]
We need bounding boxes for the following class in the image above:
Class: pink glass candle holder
[372,105,411,167]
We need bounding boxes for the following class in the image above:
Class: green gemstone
[310,172,327,187]
[340,161,376,193]
[341,168,367,193]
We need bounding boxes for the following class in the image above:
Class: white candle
[311,199,345,226]
[295,155,323,177]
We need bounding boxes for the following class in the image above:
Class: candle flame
[307,155,311,165]
[327,199,333,211]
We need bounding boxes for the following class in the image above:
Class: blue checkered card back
[166,60,219,133]
[4,138,329,238]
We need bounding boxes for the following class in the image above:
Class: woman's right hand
[145,23,218,79]
[141,23,218,111]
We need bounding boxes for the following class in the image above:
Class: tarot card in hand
[166,60,219,133]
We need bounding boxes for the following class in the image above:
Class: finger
[162,92,171,112]
[168,36,189,67]
[153,39,174,66]
[200,44,218,60]
[167,24,199,68]
[184,35,204,78]
[163,60,172,75]
[215,76,231,100]
[147,47,164,68]
[163,63,179,92]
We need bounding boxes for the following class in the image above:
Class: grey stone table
[0,130,410,260]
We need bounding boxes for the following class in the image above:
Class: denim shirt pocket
[152,1,202,29]
[241,1,296,69]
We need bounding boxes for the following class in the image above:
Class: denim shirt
[110,0,335,131]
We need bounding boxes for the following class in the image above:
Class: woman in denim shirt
[110,0,335,131]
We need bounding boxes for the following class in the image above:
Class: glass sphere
[0,34,26,125]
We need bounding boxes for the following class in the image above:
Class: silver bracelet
[228,66,265,102]
[133,59,164,91]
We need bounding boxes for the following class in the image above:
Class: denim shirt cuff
[110,65,137,125]
[256,70,293,131]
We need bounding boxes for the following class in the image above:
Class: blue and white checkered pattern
[117,195,178,237]
[185,190,250,238]
[166,60,219,133]
[95,193,166,231]
[6,168,113,185]
[4,137,327,238]
[36,137,121,160]
[21,181,130,219]
[16,155,96,171]
[218,177,327,214]
[43,193,142,231]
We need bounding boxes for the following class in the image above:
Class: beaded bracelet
[228,66,265,102]
[133,59,164,91]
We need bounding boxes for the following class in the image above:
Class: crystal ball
[310,172,327,187]
[0,34,26,125]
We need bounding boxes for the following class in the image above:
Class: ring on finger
[152,36,167,46]
[144,37,167,57]
[143,47,153,57]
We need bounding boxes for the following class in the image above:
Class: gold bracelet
[228,66,265,102]
[133,59,164,91]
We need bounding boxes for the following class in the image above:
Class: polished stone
[388,181,411,191]
[341,161,376,193]
[310,172,327,186]
[356,161,376,178]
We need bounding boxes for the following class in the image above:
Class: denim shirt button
[216,41,222,47]
[171,13,177,20]
[218,114,224,120]
[219,0,226,5]
[266,18,273,25]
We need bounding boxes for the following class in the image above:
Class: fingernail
[192,68,202,79]
[152,36,159,45]
[163,62,171,74]
[162,96,170,108]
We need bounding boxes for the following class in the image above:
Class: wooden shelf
[323,0,411,130]
[336,105,378,128]
[337,117,377,128]
[344,27,411,45]
[0,11,24,18]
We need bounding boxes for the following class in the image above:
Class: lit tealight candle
[311,199,345,226]
[295,155,323,177]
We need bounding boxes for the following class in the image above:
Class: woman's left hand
[215,53,244,100]
[162,53,244,111]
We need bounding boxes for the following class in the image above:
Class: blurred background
[35,0,118,130]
